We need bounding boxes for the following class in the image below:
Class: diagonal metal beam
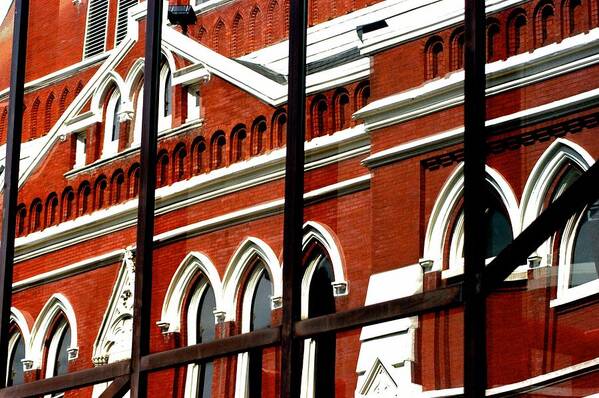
[483,161,599,295]
[130,0,163,396]
[0,0,29,388]
[98,376,130,398]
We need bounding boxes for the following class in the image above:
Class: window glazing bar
[130,0,163,396]
[0,0,30,389]
[463,0,487,396]
[280,0,308,396]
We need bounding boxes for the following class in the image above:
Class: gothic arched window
[6,330,25,386]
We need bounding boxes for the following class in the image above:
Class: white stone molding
[28,294,78,370]
[159,252,224,334]
[8,307,32,374]
[222,237,282,323]
[423,163,519,273]
[92,249,134,366]
[520,138,595,269]
[92,72,128,119]
[301,221,348,300]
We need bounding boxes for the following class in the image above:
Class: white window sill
[192,0,236,14]
[550,278,599,308]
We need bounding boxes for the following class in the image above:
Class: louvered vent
[115,0,137,46]
[83,0,109,59]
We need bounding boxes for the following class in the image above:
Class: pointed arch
[222,237,282,322]
[197,25,208,45]
[266,0,280,44]
[0,107,7,141]
[158,252,224,334]
[521,138,594,230]
[92,72,127,116]
[28,294,78,369]
[44,92,56,134]
[249,5,264,52]
[30,97,41,139]
[10,307,32,360]
[212,18,228,56]
[231,12,245,57]
[301,221,348,315]
[423,163,520,271]
[59,87,70,114]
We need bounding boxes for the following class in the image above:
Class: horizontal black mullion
[0,361,130,398]
[483,161,599,295]
[140,327,281,373]
[294,284,463,339]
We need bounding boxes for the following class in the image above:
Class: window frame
[102,90,122,158]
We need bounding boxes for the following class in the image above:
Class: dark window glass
[196,284,215,398]
[7,334,25,386]
[570,200,599,287]
[485,205,513,258]
[54,325,71,377]
[112,95,120,141]
[251,271,272,331]
[308,255,335,398]
[164,73,172,118]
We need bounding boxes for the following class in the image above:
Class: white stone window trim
[132,85,144,146]
[74,132,87,169]
[44,318,69,398]
[234,266,273,398]
[158,252,225,335]
[423,163,520,277]
[183,279,214,398]
[551,206,599,307]
[6,330,23,385]
[158,65,173,132]
[186,84,201,123]
[102,90,122,158]
[520,138,595,268]
[26,294,78,371]
[6,308,31,381]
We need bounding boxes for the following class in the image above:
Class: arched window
[103,90,121,158]
[303,252,336,398]
[211,131,226,169]
[157,151,169,187]
[111,170,125,204]
[61,188,75,221]
[354,81,370,112]
[128,163,141,198]
[45,318,71,394]
[6,330,25,386]
[230,125,247,163]
[132,84,144,146]
[566,0,586,35]
[450,28,465,71]
[159,65,173,131]
[187,281,216,398]
[332,89,350,132]
[568,199,599,287]
[239,266,273,398]
[535,2,555,46]
[45,92,55,134]
[16,204,27,236]
[30,199,43,232]
[271,109,287,148]
[232,13,245,57]
[78,181,92,215]
[425,36,445,79]
[447,192,513,272]
[95,176,108,209]
[252,117,268,155]
[311,96,328,139]
[508,11,528,55]
[191,137,207,175]
[487,20,501,61]
[45,193,59,228]
[173,143,187,182]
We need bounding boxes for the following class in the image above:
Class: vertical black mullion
[130,0,163,396]
[280,0,308,396]
[0,0,29,389]
[463,0,487,396]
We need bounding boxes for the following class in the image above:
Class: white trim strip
[12,175,370,289]
[12,249,125,292]
[362,87,599,168]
